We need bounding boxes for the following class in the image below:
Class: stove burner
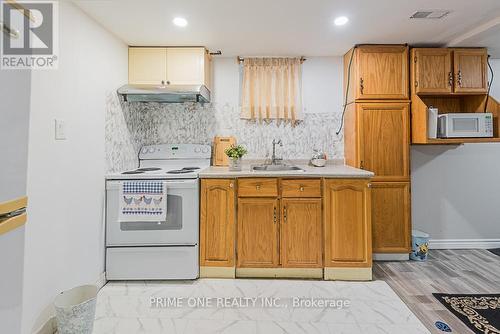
[182,167,200,170]
[167,169,194,174]
[122,170,145,175]
[136,167,162,172]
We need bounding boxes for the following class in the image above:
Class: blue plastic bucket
[410,230,430,261]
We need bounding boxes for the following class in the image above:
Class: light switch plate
[54,119,66,140]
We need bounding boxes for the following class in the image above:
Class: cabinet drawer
[238,178,278,197]
[281,179,321,197]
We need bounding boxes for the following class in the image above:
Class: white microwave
[437,113,493,138]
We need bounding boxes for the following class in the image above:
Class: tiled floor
[93,279,429,334]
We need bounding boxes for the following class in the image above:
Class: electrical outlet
[54,119,66,140]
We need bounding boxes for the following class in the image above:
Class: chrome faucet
[271,139,283,165]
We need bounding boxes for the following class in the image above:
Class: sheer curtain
[241,58,302,122]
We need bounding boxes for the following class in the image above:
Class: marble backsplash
[105,93,345,172]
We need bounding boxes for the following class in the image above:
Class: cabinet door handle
[457,70,462,87]
[448,72,453,87]
[360,160,364,170]
[283,206,287,222]
[360,77,364,94]
[273,206,277,224]
[299,186,304,192]
[229,182,234,188]
[256,185,261,190]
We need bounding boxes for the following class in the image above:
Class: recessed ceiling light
[334,16,349,26]
[173,17,188,27]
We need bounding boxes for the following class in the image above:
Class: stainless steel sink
[252,165,304,172]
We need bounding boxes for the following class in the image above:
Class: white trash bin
[54,285,98,334]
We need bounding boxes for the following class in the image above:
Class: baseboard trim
[200,266,235,278]
[236,268,323,279]
[324,267,372,281]
[373,253,409,261]
[430,239,500,249]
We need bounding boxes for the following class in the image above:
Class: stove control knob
[202,147,209,153]
[194,147,201,153]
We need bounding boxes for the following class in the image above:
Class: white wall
[0,70,30,202]
[212,56,344,115]
[490,59,500,98]
[302,57,344,114]
[22,2,127,332]
[411,59,500,247]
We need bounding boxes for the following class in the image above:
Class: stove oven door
[106,179,198,246]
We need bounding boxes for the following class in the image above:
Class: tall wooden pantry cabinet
[343,45,411,259]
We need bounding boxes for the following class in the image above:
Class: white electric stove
[107,143,212,180]
[105,143,211,280]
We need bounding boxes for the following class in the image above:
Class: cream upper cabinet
[128,48,167,85]
[166,48,211,88]
[128,47,211,88]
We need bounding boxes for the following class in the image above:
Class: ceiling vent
[410,10,451,19]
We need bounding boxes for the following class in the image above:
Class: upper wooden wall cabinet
[128,47,211,88]
[410,47,500,144]
[412,48,488,95]
[344,45,409,103]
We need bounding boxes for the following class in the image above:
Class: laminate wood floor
[374,249,500,334]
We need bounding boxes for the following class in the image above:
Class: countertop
[198,160,374,178]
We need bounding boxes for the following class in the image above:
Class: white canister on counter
[311,149,327,167]
[427,106,438,139]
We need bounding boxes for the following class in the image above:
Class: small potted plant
[225,144,247,171]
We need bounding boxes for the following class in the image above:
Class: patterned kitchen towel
[118,181,167,222]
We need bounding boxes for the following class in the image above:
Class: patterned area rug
[433,293,500,334]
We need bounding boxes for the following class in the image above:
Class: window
[241,58,302,122]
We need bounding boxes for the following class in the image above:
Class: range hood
[117,84,210,103]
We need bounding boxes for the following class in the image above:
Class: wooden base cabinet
[323,179,372,268]
[201,177,372,280]
[371,182,411,253]
[200,179,236,277]
[237,198,279,268]
[281,198,322,268]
